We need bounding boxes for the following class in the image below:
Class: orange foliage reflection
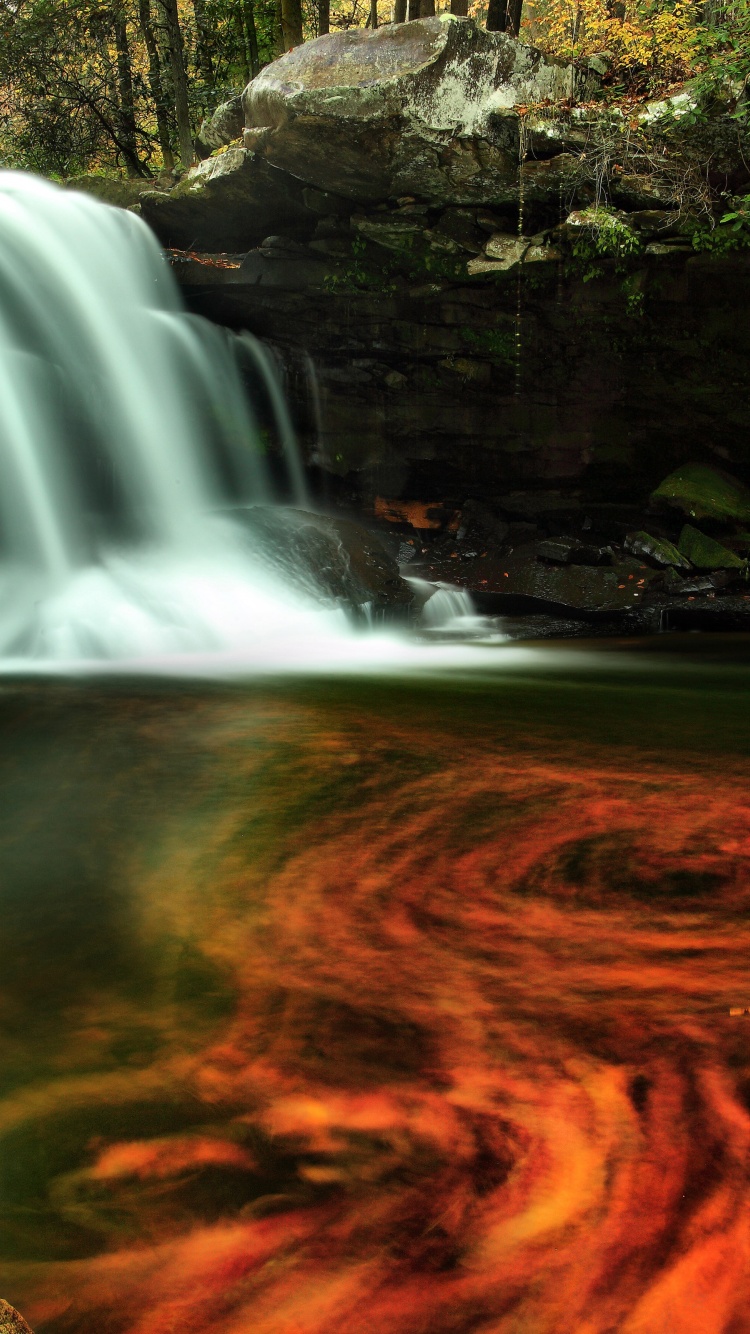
[3,691,750,1334]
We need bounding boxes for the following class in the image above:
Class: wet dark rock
[456,499,509,548]
[416,540,655,613]
[536,537,612,566]
[500,548,654,611]
[237,249,333,289]
[240,506,414,615]
[660,595,750,632]
[352,214,426,252]
[0,1302,33,1334]
[628,210,680,236]
[430,209,485,254]
[677,524,746,570]
[676,570,734,594]
[139,149,316,252]
[624,531,691,569]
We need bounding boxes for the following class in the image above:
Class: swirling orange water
[0,667,750,1333]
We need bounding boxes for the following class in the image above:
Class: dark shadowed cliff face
[128,18,750,511]
[180,250,750,510]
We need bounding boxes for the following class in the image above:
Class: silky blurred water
[0,173,355,664]
[0,648,749,1333]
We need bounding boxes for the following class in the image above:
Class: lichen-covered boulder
[242,16,598,204]
[195,93,244,158]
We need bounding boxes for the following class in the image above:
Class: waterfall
[0,172,347,663]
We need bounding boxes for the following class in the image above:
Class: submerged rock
[651,463,750,525]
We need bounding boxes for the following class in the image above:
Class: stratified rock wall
[181,249,750,507]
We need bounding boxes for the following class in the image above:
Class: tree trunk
[420,0,435,13]
[407,0,420,18]
[485,0,520,31]
[138,0,174,171]
[486,0,507,29]
[158,0,194,167]
[113,8,144,174]
[244,0,260,75]
[450,0,468,12]
[233,7,250,83]
[506,0,522,32]
[318,0,330,31]
[192,0,214,83]
[273,0,284,53]
[281,0,303,48]
[370,0,378,26]
[393,0,406,18]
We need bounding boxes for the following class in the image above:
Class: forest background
[0,0,747,189]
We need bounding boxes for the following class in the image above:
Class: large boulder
[242,16,598,204]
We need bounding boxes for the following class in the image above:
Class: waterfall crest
[0,172,347,663]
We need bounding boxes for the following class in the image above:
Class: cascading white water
[0,172,350,663]
[0,172,517,676]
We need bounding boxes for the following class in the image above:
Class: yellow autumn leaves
[528,0,701,85]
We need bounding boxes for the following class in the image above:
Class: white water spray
[0,173,513,676]
[0,172,350,662]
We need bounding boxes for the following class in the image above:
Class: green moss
[324,234,466,295]
[568,207,644,281]
[677,524,747,569]
[692,197,750,255]
[652,463,750,524]
[461,326,515,366]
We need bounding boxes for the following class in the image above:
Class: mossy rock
[64,175,166,208]
[624,530,691,568]
[651,463,750,525]
[678,524,747,569]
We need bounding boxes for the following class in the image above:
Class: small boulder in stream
[624,531,692,569]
